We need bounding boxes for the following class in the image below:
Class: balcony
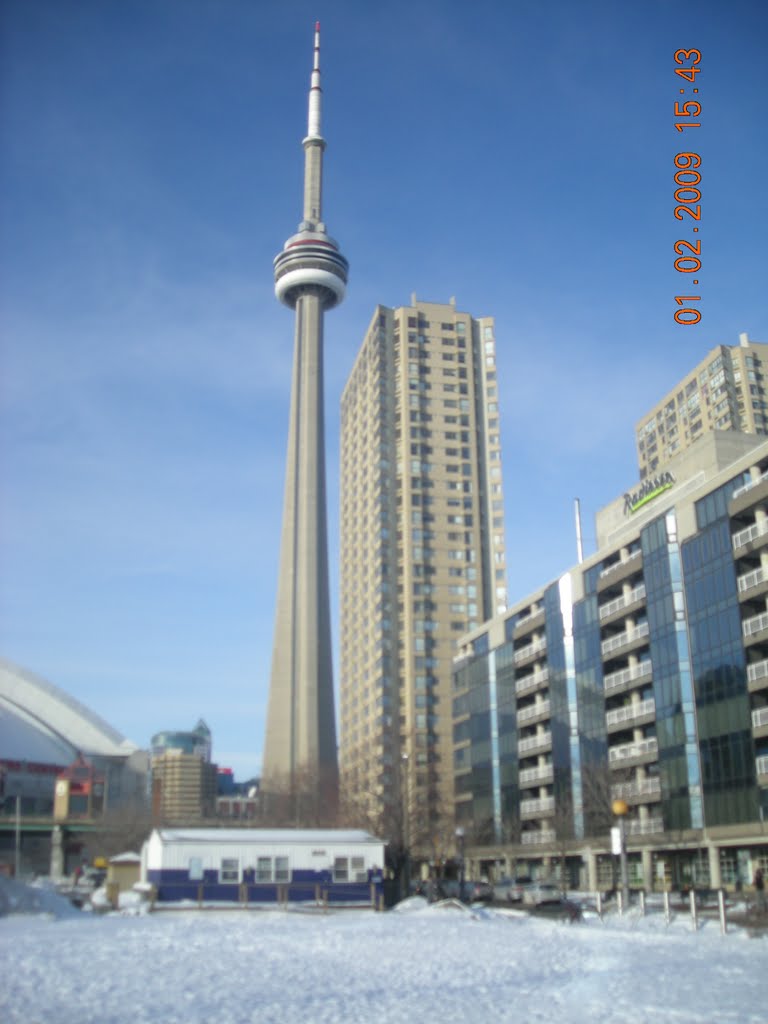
[611,778,662,803]
[601,622,650,658]
[598,584,647,622]
[520,796,555,819]
[732,471,768,502]
[518,731,552,756]
[518,763,554,786]
[626,816,664,836]
[742,610,768,641]
[514,606,546,636]
[515,668,549,697]
[730,472,768,516]
[732,519,768,552]
[737,566,768,596]
[521,829,556,846]
[757,755,768,781]
[517,699,551,726]
[599,549,642,581]
[606,698,656,732]
[609,737,659,767]
[603,661,653,696]
[514,638,547,666]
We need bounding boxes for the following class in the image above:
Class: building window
[334,857,349,882]
[275,856,290,882]
[221,858,239,883]
[257,857,272,881]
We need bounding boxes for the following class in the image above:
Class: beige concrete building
[339,297,507,852]
[151,750,218,823]
[636,332,768,480]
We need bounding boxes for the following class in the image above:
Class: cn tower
[262,23,346,812]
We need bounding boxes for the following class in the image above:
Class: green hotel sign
[623,471,675,516]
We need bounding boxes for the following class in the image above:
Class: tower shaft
[262,25,346,817]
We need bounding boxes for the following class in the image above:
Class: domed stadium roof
[0,657,137,764]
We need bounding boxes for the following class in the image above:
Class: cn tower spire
[262,24,348,818]
[307,21,322,140]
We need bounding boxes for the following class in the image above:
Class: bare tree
[259,764,339,828]
[80,799,154,861]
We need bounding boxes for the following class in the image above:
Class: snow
[1,888,765,1024]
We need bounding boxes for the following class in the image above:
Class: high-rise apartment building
[339,297,507,849]
[453,430,768,893]
[636,332,768,480]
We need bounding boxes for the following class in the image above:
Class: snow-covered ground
[1,887,765,1024]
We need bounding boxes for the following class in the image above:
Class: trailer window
[220,858,239,883]
[333,857,348,882]
[256,857,272,881]
[275,856,290,882]
[352,857,366,883]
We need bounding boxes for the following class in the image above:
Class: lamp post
[401,753,410,899]
[455,827,465,902]
[611,799,630,912]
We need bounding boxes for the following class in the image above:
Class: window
[334,857,349,882]
[257,856,272,881]
[221,858,239,883]
[275,856,290,882]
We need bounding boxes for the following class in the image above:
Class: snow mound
[0,876,81,920]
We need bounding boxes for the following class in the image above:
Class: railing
[748,659,768,684]
[738,566,767,594]
[605,698,656,729]
[603,661,653,695]
[514,638,547,664]
[626,816,664,836]
[601,622,650,657]
[520,796,555,816]
[515,606,541,628]
[518,764,554,786]
[732,519,768,550]
[599,584,647,621]
[599,549,642,580]
[752,707,768,729]
[757,755,768,776]
[731,470,768,501]
[608,737,658,764]
[515,668,549,695]
[521,829,556,846]
[611,778,661,801]
[743,610,768,639]
[518,731,552,755]
[517,700,551,724]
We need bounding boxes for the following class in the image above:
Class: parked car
[493,876,532,903]
[522,881,562,906]
[467,879,494,902]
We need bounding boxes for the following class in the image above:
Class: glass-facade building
[453,431,768,891]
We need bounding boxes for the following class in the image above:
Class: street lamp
[455,827,465,902]
[401,753,410,899]
[611,799,630,912]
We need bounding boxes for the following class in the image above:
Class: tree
[258,764,339,828]
[79,799,154,862]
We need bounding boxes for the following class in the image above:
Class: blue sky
[1,0,766,781]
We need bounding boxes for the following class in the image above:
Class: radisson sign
[623,470,675,516]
